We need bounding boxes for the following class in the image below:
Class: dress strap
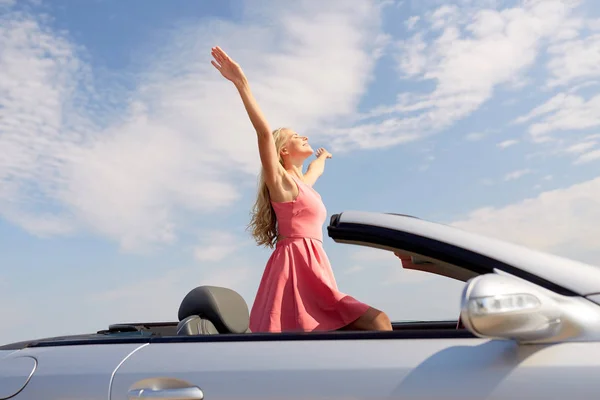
[288,173,309,187]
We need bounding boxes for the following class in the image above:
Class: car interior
[102,284,469,338]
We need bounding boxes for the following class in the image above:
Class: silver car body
[3,210,600,400]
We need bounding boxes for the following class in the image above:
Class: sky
[1,0,600,345]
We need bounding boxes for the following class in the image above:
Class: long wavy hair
[248,127,290,248]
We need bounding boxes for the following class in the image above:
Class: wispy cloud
[574,149,600,164]
[451,176,600,262]
[547,33,600,88]
[0,0,385,250]
[504,169,532,181]
[516,93,600,142]
[329,0,584,149]
[405,15,420,31]
[514,26,600,145]
[566,139,598,154]
[497,139,519,149]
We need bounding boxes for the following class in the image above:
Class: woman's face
[282,129,313,159]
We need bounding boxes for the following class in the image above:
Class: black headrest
[178,286,249,334]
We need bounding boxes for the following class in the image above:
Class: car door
[109,334,486,400]
[109,330,600,400]
[4,342,147,400]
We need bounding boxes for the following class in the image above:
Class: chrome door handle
[128,386,204,400]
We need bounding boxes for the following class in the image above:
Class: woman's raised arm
[211,46,283,187]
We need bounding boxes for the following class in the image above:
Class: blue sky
[2,0,600,344]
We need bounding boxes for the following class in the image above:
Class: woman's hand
[394,251,432,270]
[304,148,333,186]
[315,147,332,159]
[394,252,422,270]
[211,46,246,85]
[394,252,411,268]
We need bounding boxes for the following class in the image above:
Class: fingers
[210,60,221,71]
[211,50,224,65]
[316,147,332,158]
[215,46,230,61]
[211,46,228,64]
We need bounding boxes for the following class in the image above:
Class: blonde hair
[248,127,290,248]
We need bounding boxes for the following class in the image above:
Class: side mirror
[460,273,563,343]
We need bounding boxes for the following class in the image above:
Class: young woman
[210,46,392,332]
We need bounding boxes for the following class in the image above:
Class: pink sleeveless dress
[249,175,371,332]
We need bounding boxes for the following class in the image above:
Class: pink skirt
[249,237,371,332]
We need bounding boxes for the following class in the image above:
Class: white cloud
[547,33,600,87]
[517,23,600,146]
[515,92,600,142]
[428,5,460,30]
[513,92,569,125]
[497,139,519,149]
[504,168,532,181]
[566,139,597,153]
[532,94,600,137]
[574,149,600,164]
[588,18,600,30]
[567,80,600,94]
[451,175,600,263]
[0,9,240,251]
[553,134,600,164]
[0,211,75,237]
[331,0,584,149]
[405,15,420,30]
[0,9,84,232]
[0,0,384,250]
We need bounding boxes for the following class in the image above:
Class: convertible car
[2,210,600,400]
